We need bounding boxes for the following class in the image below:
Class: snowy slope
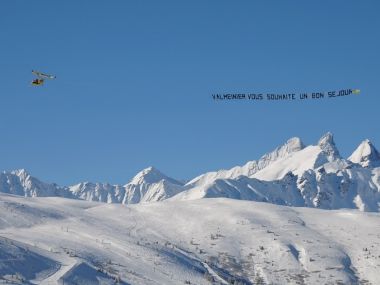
[185,137,304,187]
[0,237,60,284]
[0,194,379,284]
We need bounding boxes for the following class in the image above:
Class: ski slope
[0,193,379,284]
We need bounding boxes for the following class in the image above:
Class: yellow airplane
[31,70,56,86]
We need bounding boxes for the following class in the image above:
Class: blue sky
[1,1,379,185]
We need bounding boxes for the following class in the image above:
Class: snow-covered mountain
[185,136,304,187]
[0,169,70,198]
[252,132,347,181]
[68,182,126,203]
[0,167,183,204]
[122,166,184,204]
[348,139,380,168]
[1,133,380,211]
[1,133,380,284]
[174,133,380,211]
[69,167,184,204]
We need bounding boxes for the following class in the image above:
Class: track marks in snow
[0,196,379,284]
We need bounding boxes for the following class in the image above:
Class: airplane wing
[32,70,56,79]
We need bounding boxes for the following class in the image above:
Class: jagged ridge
[1,133,379,211]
